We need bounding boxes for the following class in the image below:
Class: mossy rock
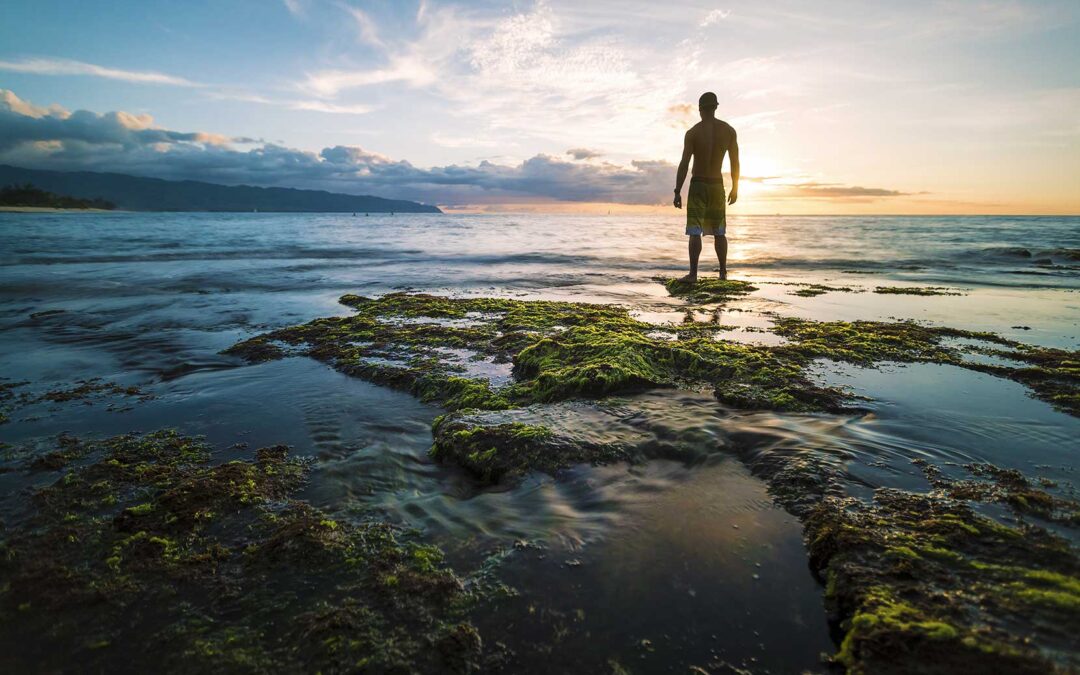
[431,416,628,483]
[772,317,1079,416]
[805,488,1079,674]
[0,430,485,673]
[659,276,758,303]
[224,293,855,418]
[790,284,857,297]
[873,286,964,296]
[225,293,1079,427]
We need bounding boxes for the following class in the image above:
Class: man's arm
[728,129,739,205]
[673,130,693,208]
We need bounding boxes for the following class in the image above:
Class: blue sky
[1,0,1077,212]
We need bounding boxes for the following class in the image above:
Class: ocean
[1,211,1077,672]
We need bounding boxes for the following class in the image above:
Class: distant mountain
[0,165,441,213]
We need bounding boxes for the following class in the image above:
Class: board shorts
[685,176,726,237]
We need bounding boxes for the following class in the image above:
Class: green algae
[225,292,1079,489]
[804,488,1079,674]
[771,317,1079,416]
[962,342,1080,416]
[430,417,630,483]
[658,276,758,303]
[0,430,487,673]
[0,378,150,424]
[215,292,1080,671]
[915,460,1080,526]
[40,379,147,403]
[790,284,858,297]
[225,292,851,419]
[873,286,964,296]
[722,435,1080,674]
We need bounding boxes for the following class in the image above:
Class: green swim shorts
[685,177,726,237]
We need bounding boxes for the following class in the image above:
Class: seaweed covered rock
[713,432,1080,673]
[431,416,625,483]
[790,283,858,297]
[659,276,758,303]
[873,286,964,296]
[804,489,1079,674]
[224,293,851,416]
[226,292,1079,418]
[773,317,1080,416]
[427,399,684,483]
[0,430,484,674]
[917,460,1080,526]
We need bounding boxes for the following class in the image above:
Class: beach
[1,211,1077,673]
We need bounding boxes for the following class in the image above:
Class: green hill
[0,165,441,213]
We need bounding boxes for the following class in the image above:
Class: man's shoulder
[716,119,735,133]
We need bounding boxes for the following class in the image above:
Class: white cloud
[0,89,912,205]
[430,132,502,149]
[701,9,730,27]
[0,89,68,119]
[0,58,199,87]
[283,0,306,17]
[301,54,436,97]
[342,5,385,48]
[289,100,375,115]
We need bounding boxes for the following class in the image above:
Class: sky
[0,0,1077,214]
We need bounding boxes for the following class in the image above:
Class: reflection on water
[1,212,1077,671]
[463,459,830,674]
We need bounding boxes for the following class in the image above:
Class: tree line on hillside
[0,183,115,210]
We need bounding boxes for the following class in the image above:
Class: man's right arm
[674,130,693,208]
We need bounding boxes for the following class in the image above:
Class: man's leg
[684,234,702,282]
[714,235,728,279]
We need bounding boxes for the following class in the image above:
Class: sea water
[1,212,1077,672]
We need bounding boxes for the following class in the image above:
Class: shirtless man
[673,92,739,281]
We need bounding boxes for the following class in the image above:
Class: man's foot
[718,269,727,280]
[678,273,698,284]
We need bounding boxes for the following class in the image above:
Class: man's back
[688,119,735,179]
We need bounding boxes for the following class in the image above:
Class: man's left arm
[728,129,739,205]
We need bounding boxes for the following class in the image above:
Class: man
[673,92,739,281]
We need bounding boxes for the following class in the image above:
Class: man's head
[698,92,718,120]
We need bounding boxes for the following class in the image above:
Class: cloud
[298,2,692,157]
[786,183,909,198]
[301,55,436,97]
[282,0,306,17]
[0,89,912,206]
[288,100,375,115]
[0,58,199,87]
[0,90,235,153]
[0,89,671,204]
[566,148,602,160]
[342,5,385,48]
[430,133,502,149]
[204,90,375,115]
[701,9,731,27]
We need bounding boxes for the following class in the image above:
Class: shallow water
[1,211,1078,672]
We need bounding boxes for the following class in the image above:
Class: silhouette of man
[673,92,739,281]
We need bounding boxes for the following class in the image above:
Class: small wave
[969,246,1080,264]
